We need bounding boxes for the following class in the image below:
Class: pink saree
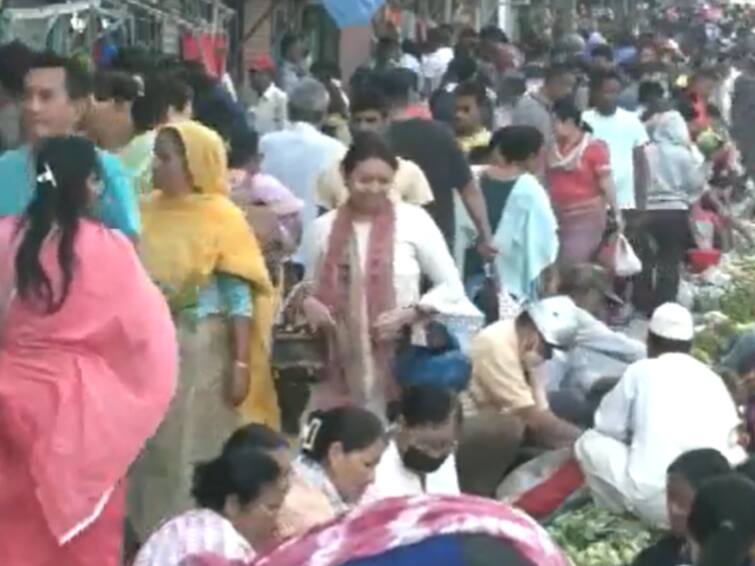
[0,217,177,566]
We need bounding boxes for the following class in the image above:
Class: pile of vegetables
[689,258,755,364]
[719,257,755,324]
[547,503,658,566]
[692,312,739,365]
[687,256,755,322]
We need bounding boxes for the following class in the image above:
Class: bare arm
[217,274,253,406]
[633,146,650,211]
[230,316,251,364]
[516,406,582,449]
[460,179,496,258]
[522,364,582,448]
[597,170,621,218]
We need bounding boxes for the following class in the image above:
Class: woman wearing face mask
[277,407,386,539]
[299,132,475,419]
[135,425,292,565]
[364,385,461,502]
[460,296,582,497]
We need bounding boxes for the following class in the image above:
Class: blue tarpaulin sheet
[322,0,385,29]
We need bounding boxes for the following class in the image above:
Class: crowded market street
[3,1,755,565]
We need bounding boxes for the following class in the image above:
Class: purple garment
[230,171,303,216]
[229,170,303,266]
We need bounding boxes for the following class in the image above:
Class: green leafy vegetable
[546,504,659,566]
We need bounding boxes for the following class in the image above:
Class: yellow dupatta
[139,121,280,429]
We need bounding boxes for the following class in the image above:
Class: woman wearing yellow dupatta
[131,121,277,539]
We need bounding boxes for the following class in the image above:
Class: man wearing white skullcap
[575,303,746,528]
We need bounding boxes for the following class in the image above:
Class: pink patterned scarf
[315,201,397,405]
[251,495,570,566]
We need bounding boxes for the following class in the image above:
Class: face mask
[401,446,449,474]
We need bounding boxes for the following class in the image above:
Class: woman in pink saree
[0,136,177,566]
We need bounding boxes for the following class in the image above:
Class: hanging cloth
[322,0,386,28]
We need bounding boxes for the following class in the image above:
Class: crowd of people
[6,2,755,566]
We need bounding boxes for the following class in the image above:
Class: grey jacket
[646,110,706,209]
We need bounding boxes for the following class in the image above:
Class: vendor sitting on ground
[631,448,731,566]
[547,264,647,427]
[575,303,746,528]
[364,385,461,501]
[719,342,755,452]
[459,296,582,497]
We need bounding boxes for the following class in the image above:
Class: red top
[547,139,611,210]
[689,91,710,132]
[400,102,433,120]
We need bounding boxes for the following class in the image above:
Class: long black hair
[688,474,755,566]
[15,136,97,313]
[192,447,282,512]
[553,96,593,133]
[192,423,287,511]
[300,407,385,464]
[342,131,399,176]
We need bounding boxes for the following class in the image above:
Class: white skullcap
[649,302,694,342]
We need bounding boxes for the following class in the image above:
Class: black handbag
[271,284,327,382]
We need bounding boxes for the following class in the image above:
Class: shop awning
[322,0,385,28]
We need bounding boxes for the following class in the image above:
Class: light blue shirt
[0,145,140,238]
[195,273,253,319]
[454,173,558,301]
[260,121,345,258]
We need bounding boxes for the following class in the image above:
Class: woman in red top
[547,97,622,264]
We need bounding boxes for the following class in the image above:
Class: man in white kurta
[363,385,461,502]
[365,440,460,501]
[575,303,745,528]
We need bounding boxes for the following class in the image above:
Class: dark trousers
[632,209,690,316]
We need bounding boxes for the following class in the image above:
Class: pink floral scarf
[314,201,398,405]
[251,495,570,566]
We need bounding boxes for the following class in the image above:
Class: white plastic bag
[676,279,694,310]
[613,235,642,277]
[599,233,642,277]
